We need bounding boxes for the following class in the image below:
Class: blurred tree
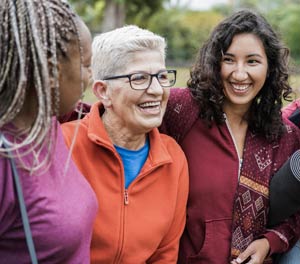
[69,0,105,33]
[69,0,300,65]
[268,4,300,63]
[147,9,223,64]
[69,0,167,32]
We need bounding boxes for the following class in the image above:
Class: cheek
[256,68,268,83]
[220,64,229,81]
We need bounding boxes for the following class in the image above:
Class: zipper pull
[124,189,129,205]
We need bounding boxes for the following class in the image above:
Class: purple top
[0,120,98,263]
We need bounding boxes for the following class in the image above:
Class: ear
[93,80,112,107]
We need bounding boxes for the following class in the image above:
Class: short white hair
[92,25,166,80]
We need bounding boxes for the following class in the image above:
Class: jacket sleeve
[147,152,189,263]
[159,88,199,143]
[263,124,300,255]
[263,211,300,255]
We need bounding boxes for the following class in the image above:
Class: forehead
[124,50,165,73]
[227,33,266,56]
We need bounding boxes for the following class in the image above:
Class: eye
[158,72,169,81]
[130,73,149,84]
[222,56,234,63]
[248,59,260,65]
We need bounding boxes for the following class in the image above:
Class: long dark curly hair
[188,9,292,141]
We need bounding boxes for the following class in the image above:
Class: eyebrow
[223,52,264,58]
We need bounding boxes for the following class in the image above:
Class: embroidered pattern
[230,126,300,264]
[254,147,272,171]
[174,103,182,114]
[240,175,269,197]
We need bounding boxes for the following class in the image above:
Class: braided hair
[0,0,83,172]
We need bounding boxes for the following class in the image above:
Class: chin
[146,120,163,130]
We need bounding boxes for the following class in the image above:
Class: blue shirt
[115,137,149,188]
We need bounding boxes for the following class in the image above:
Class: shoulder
[158,132,187,162]
[278,117,300,149]
[160,88,199,142]
[60,116,89,147]
[282,116,300,134]
[167,87,196,109]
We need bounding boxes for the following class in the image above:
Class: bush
[147,9,224,64]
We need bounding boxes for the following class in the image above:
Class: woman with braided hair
[0,0,97,262]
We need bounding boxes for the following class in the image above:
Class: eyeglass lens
[130,71,175,90]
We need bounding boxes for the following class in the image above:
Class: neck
[13,105,37,130]
[12,88,38,130]
[223,102,249,126]
[102,112,146,150]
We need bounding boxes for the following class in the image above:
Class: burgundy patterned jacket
[160,88,300,264]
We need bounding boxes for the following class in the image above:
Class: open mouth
[138,101,161,114]
[230,83,251,93]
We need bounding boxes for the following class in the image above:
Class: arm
[159,88,199,142]
[147,153,189,263]
[232,213,300,264]
[262,128,300,256]
[233,125,300,263]
[264,212,300,255]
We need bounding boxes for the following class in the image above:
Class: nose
[232,63,248,81]
[147,76,164,95]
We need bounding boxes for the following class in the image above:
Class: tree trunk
[101,0,126,32]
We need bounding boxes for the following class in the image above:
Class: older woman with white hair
[62,25,189,263]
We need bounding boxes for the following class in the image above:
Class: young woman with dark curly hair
[161,9,300,264]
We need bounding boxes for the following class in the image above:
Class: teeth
[232,84,249,91]
[139,101,160,107]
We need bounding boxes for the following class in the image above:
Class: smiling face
[221,33,268,114]
[100,50,170,136]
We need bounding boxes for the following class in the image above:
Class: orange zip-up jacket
[61,102,189,264]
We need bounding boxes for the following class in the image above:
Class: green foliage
[268,4,300,61]
[126,0,165,27]
[147,9,224,63]
[69,0,105,33]
[69,0,300,65]
[70,0,166,32]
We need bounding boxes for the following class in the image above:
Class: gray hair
[0,0,82,172]
[92,25,166,80]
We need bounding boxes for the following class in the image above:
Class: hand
[231,238,270,264]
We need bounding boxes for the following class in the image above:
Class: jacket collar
[86,102,173,166]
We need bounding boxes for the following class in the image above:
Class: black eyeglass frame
[103,69,177,90]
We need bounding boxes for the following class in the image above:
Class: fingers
[231,238,270,264]
[231,247,254,264]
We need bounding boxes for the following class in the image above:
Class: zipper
[225,117,243,179]
[124,189,129,205]
[226,116,247,260]
[114,189,129,263]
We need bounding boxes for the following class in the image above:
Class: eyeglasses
[103,69,176,90]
